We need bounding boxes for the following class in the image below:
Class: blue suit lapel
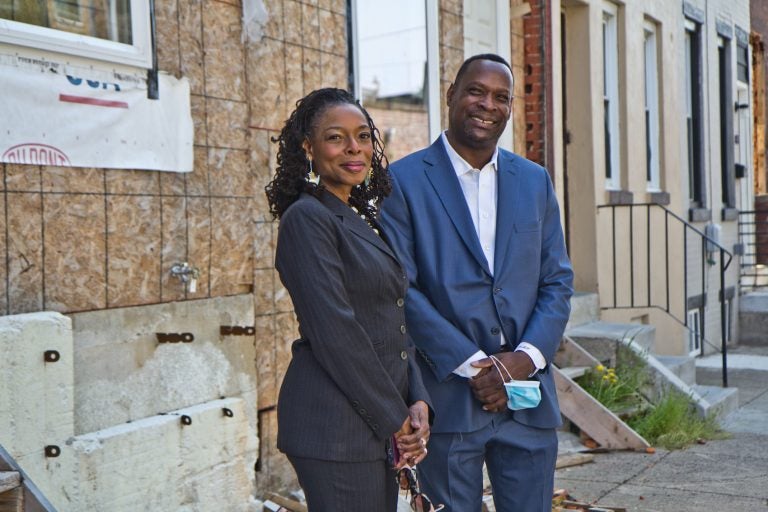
[494,150,519,275]
[422,139,491,276]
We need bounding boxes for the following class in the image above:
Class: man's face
[446,59,513,151]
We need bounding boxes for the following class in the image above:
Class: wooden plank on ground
[555,452,595,469]
[554,366,650,451]
[266,492,307,512]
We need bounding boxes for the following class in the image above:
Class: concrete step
[559,365,590,380]
[566,292,599,330]
[692,384,740,419]
[655,355,697,386]
[739,292,768,345]
[565,321,656,366]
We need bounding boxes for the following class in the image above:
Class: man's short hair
[453,53,513,85]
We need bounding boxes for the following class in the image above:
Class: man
[380,54,573,511]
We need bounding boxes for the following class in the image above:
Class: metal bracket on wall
[44,445,60,458]
[156,333,195,344]
[43,350,60,363]
[220,326,256,336]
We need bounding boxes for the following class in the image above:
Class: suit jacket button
[400,351,408,360]
[490,327,500,335]
[400,325,407,334]
[351,401,359,407]
[372,424,379,431]
[396,298,405,307]
[360,408,366,415]
[493,287,502,294]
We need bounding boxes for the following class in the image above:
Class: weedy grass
[627,390,729,450]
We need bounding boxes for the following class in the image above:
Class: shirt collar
[441,131,498,177]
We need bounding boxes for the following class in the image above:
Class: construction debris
[555,452,595,469]
[552,489,627,512]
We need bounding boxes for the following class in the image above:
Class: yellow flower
[596,364,606,373]
[602,374,611,381]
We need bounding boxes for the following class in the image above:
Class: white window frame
[687,308,702,356]
[644,20,661,192]
[351,0,441,141]
[0,0,153,69]
[602,3,620,190]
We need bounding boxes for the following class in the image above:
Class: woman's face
[303,103,373,202]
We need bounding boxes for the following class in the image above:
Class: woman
[265,88,431,511]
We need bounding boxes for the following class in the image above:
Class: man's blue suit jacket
[380,137,574,434]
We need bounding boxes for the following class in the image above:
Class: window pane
[1,0,133,44]
[356,0,428,162]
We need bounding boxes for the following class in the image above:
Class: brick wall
[368,106,430,163]
[522,0,553,171]
[753,0,768,194]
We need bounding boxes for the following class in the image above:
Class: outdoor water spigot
[170,262,200,292]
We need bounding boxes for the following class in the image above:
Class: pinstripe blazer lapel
[318,190,398,263]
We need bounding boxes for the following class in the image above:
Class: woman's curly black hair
[265,88,391,224]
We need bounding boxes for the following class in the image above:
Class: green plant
[627,390,728,450]
[576,347,649,413]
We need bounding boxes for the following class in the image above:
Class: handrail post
[630,205,635,307]
[612,206,617,308]
[720,248,728,387]
[647,204,651,308]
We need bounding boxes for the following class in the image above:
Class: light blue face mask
[490,355,542,411]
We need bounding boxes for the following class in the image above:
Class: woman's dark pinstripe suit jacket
[275,190,431,462]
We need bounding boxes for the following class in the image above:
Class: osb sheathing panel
[7,192,43,314]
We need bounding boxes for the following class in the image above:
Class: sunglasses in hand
[397,466,444,512]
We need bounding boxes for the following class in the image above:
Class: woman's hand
[394,401,430,467]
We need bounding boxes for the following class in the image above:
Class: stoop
[563,300,738,420]
[739,292,768,345]
[654,355,697,386]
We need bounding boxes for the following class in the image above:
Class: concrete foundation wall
[0,305,260,511]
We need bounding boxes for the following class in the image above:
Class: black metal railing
[738,209,768,291]
[597,203,733,387]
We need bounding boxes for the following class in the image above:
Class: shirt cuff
[453,350,488,378]
[515,342,546,377]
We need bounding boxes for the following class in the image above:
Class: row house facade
[551,0,753,357]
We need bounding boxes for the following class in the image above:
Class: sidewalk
[553,344,768,512]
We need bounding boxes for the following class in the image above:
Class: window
[644,21,660,192]
[351,0,440,162]
[602,3,620,190]
[736,38,749,83]
[0,0,152,68]
[718,36,735,210]
[735,36,749,189]
[687,308,702,356]
[685,20,705,207]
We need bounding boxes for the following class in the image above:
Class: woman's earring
[307,159,320,185]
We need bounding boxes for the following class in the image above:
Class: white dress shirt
[440,132,545,378]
